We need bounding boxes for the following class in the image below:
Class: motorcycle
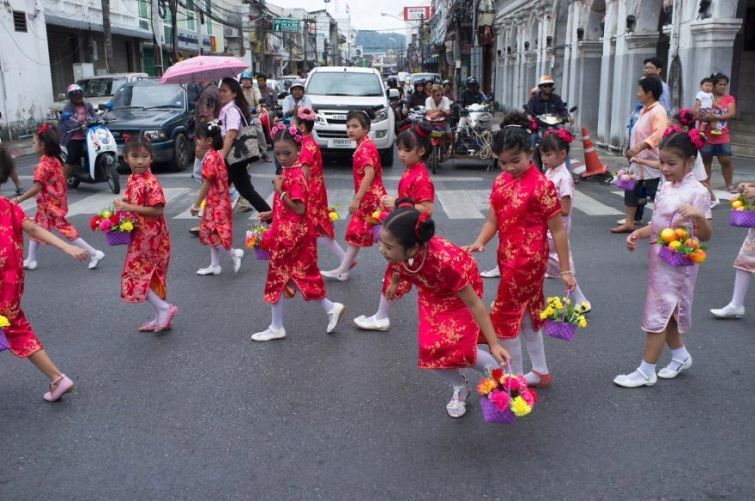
[452,103,495,163]
[63,116,120,194]
[525,104,578,171]
[388,88,406,134]
[426,114,447,174]
[258,105,283,144]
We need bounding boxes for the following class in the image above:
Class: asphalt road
[1,150,754,500]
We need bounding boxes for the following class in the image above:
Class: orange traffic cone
[580,127,608,178]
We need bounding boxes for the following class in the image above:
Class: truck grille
[317,130,349,139]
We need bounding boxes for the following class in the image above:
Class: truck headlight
[373,108,389,123]
[143,129,167,141]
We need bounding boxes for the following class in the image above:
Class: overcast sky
[267,0,431,32]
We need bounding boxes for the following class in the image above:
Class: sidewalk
[2,136,36,159]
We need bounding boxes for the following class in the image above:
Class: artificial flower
[99,219,114,232]
[539,311,549,320]
[102,210,112,219]
[0,314,10,328]
[490,367,503,381]
[520,389,536,406]
[329,210,340,222]
[109,213,121,225]
[511,396,532,417]
[501,375,521,392]
[120,220,134,232]
[89,215,102,231]
[476,378,497,395]
[578,317,588,328]
[489,390,511,411]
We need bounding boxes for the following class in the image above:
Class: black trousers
[226,159,271,213]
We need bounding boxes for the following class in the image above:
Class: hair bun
[501,111,532,129]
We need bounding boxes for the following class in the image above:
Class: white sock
[210,246,221,267]
[320,236,346,261]
[639,360,656,377]
[499,337,523,375]
[146,289,170,323]
[522,327,549,375]
[374,294,391,320]
[26,240,39,262]
[225,247,240,260]
[671,346,690,362]
[731,270,751,308]
[572,282,589,305]
[319,298,335,314]
[72,237,98,257]
[474,347,500,372]
[435,368,467,389]
[334,245,360,274]
[271,301,284,329]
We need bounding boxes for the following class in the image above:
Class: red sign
[404,6,431,21]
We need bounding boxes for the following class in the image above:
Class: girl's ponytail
[383,198,435,248]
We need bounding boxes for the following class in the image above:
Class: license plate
[328,138,354,148]
[331,114,347,121]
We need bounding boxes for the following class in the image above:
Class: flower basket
[105,230,132,247]
[730,210,755,228]
[0,315,10,352]
[246,222,272,259]
[255,248,271,260]
[543,319,577,341]
[658,244,695,267]
[614,177,636,191]
[372,224,381,241]
[479,397,517,424]
[656,217,707,267]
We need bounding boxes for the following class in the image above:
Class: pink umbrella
[160,55,250,84]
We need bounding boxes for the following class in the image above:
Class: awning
[45,14,154,41]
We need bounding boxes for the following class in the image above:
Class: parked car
[48,72,148,119]
[305,66,395,167]
[104,79,196,171]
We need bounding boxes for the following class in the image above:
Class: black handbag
[226,106,260,164]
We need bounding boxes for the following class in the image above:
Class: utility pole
[151,0,165,76]
[102,0,114,72]
[418,13,424,72]
[171,0,178,63]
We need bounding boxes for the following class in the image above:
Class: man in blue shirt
[281,79,313,123]
[643,57,670,112]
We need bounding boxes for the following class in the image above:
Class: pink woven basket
[730,210,755,228]
[658,245,694,267]
[255,248,271,260]
[372,224,381,241]
[105,230,132,246]
[479,397,516,425]
[543,319,577,341]
[614,177,636,191]
[0,329,10,352]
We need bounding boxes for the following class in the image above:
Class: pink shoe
[527,370,553,388]
[154,304,179,333]
[44,375,74,402]
[139,319,157,332]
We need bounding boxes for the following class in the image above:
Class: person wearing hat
[442,79,455,102]
[527,75,568,119]
[458,77,487,107]
[256,73,279,109]
[405,78,429,110]
[282,79,312,120]
[60,84,97,179]
[239,71,270,163]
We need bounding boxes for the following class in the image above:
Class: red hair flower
[37,124,51,136]
[677,108,695,128]
[687,129,706,150]
[545,128,574,144]
[297,106,316,121]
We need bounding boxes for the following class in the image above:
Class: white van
[306,67,395,166]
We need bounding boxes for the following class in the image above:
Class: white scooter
[63,116,120,194]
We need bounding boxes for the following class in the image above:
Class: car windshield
[78,78,128,98]
[111,84,184,109]
[306,72,383,97]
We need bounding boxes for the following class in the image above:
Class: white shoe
[251,325,286,342]
[231,191,241,210]
[231,249,244,274]
[321,269,349,282]
[326,302,345,333]
[446,382,470,418]
[23,258,38,270]
[616,218,626,224]
[196,265,222,276]
[658,356,693,379]
[710,198,720,209]
[480,267,501,278]
[88,251,105,270]
[613,368,657,388]
[710,303,745,319]
[353,314,390,331]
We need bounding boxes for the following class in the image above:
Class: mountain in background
[356,31,406,52]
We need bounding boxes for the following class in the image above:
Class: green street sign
[273,18,301,33]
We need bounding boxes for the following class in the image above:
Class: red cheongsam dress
[0,198,43,358]
[121,171,171,303]
[32,155,80,242]
[489,164,561,339]
[264,164,327,304]
[345,136,386,247]
[199,149,233,250]
[393,236,483,369]
[299,135,334,238]
[382,161,436,300]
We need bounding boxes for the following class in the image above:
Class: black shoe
[189,227,200,237]
[14,188,24,196]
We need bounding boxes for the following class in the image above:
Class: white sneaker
[88,251,105,270]
[710,198,720,209]
[196,265,222,276]
[251,325,287,342]
[321,269,349,282]
[23,258,38,270]
[230,190,241,210]
[710,303,745,319]
[231,249,244,274]
[353,314,390,331]
[480,267,501,278]
[613,368,657,388]
[658,356,693,379]
[446,382,470,418]
[616,218,626,225]
[326,302,345,333]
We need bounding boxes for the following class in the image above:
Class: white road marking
[572,191,623,216]
[437,190,491,219]
[67,188,190,216]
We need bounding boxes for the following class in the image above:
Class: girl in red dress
[12,125,104,271]
[1,145,89,401]
[190,121,244,275]
[466,113,576,387]
[251,124,345,342]
[321,110,387,281]
[379,200,510,417]
[294,106,346,262]
[114,139,177,333]
[354,124,436,332]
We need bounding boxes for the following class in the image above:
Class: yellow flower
[102,210,112,218]
[539,311,549,320]
[120,220,134,232]
[476,378,497,395]
[511,396,532,417]
[200,199,206,209]
[328,211,339,222]
[580,301,590,310]
[0,315,9,328]
[371,210,382,220]
[544,306,554,317]
[578,316,588,328]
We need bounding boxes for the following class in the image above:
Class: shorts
[65,139,86,167]
[624,178,660,208]
[700,142,732,158]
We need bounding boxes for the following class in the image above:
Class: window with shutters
[138,0,149,31]
[205,0,212,35]
[13,11,27,32]
[164,8,173,45]
[187,11,195,31]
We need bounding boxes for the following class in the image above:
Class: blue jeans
[700,142,732,157]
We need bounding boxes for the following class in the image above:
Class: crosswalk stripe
[65,188,190,216]
[572,191,623,215]
[437,190,491,219]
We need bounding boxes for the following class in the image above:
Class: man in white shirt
[425,84,452,119]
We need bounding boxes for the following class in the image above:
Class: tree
[102,0,114,72]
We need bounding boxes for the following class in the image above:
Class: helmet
[387,76,399,87]
[66,83,83,96]
[414,78,426,87]
[239,71,254,81]
[442,79,451,86]
[290,79,305,90]
[537,74,555,86]
[466,77,478,86]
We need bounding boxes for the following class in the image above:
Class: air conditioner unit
[73,63,94,82]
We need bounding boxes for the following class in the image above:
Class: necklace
[402,245,427,274]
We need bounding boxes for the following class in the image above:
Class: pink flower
[489,390,511,411]
[99,219,114,232]
[501,375,521,392]
[520,389,535,406]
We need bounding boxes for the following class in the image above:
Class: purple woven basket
[255,248,271,260]
[543,319,577,341]
[372,224,381,241]
[105,230,132,246]
[0,329,9,352]
[479,397,516,425]
[658,245,694,267]
[730,210,755,228]
[614,177,636,191]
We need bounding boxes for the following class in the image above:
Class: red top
[199,149,233,250]
[34,155,70,219]
[702,94,735,145]
[398,161,435,203]
[299,135,333,238]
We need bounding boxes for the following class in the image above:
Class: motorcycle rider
[386,75,404,101]
[405,78,428,110]
[442,79,455,102]
[527,75,567,120]
[256,73,279,108]
[239,71,270,162]
[281,79,312,122]
[458,77,487,107]
[60,84,97,179]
